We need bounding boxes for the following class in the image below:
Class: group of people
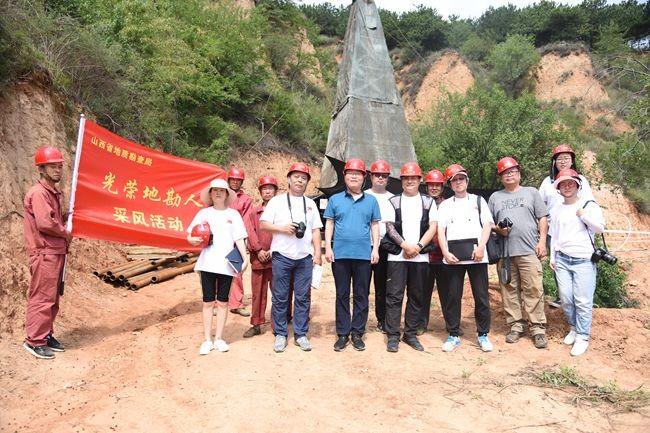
[22,143,605,360]
[184,143,605,357]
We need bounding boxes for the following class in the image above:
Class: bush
[487,34,540,95]
[412,84,568,189]
[597,134,649,214]
[460,33,493,61]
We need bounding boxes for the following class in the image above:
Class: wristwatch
[416,242,424,250]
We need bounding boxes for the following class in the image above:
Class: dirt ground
[1,254,649,433]
[2,52,649,433]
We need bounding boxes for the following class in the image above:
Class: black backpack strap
[580,200,606,251]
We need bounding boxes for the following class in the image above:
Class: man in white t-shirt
[437,164,494,353]
[364,159,394,334]
[383,162,437,353]
[260,162,323,353]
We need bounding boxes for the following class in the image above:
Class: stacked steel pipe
[94,254,198,290]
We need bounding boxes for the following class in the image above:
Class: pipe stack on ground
[94,253,198,290]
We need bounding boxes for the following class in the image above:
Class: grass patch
[533,366,650,410]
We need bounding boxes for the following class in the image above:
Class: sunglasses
[372,173,389,179]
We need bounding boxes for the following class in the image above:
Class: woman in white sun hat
[549,169,605,357]
[187,177,249,355]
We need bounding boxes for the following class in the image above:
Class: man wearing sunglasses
[364,160,394,334]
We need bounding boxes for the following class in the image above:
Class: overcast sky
[297,0,627,19]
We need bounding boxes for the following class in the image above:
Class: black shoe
[45,335,65,352]
[23,342,54,359]
[402,336,424,351]
[351,334,365,351]
[376,322,386,333]
[243,325,261,338]
[333,335,350,352]
[386,338,399,353]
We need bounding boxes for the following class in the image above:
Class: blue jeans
[555,252,597,340]
[271,252,312,338]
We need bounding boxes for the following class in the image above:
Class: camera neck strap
[581,200,609,252]
[286,193,307,224]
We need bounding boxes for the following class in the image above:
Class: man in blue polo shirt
[324,158,380,351]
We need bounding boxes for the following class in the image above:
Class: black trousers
[332,259,372,336]
[371,249,389,326]
[385,261,429,339]
[440,263,491,336]
[423,263,445,329]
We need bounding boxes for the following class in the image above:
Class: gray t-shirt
[488,186,548,257]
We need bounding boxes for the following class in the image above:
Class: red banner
[70,119,225,251]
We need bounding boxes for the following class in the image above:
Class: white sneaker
[442,336,461,352]
[274,335,287,353]
[213,339,229,352]
[570,339,589,356]
[199,340,213,355]
[294,336,312,351]
[477,335,493,352]
[563,328,577,345]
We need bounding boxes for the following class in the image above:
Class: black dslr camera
[591,248,617,265]
[498,217,514,229]
[293,222,307,239]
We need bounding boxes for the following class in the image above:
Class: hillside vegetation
[304,1,649,212]
[0,0,336,164]
[1,0,648,210]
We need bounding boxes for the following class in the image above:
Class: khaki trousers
[498,254,546,335]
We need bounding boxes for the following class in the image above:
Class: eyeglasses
[556,156,572,162]
[373,173,389,179]
[502,169,520,176]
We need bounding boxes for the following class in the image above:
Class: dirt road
[1,265,649,433]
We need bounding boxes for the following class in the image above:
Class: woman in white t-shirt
[549,169,605,357]
[538,144,594,237]
[187,178,249,355]
[437,164,494,353]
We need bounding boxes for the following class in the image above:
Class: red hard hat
[190,221,212,248]
[424,169,445,184]
[344,158,366,173]
[227,166,245,180]
[258,175,278,189]
[287,162,311,179]
[444,164,467,182]
[552,144,575,159]
[34,146,64,166]
[497,157,520,174]
[370,160,391,174]
[554,169,581,189]
[400,162,422,178]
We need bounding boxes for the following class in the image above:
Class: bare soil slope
[533,50,631,133]
[398,51,475,122]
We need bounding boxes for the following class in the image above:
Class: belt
[557,251,589,261]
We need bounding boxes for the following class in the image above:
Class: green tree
[412,85,568,189]
[594,21,630,55]
[446,17,475,50]
[460,33,493,61]
[487,34,540,95]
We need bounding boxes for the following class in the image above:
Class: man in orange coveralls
[226,166,253,317]
[23,146,72,359]
[242,175,278,338]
